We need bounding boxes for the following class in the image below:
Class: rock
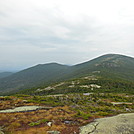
[47,130,60,134]
[83,93,93,96]
[64,120,73,124]
[64,120,78,125]
[0,131,4,134]
[47,122,52,127]
[0,127,4,134]
[0,106,53,113]
[80,113,134,134]
[80,122,99,134]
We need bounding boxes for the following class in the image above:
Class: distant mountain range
[0,54,134,95]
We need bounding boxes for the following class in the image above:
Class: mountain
[0,72,13,79]
[0,54,134,94]
[0,63,70,94]
[70,54,134,81]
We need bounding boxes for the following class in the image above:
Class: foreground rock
[0,127,4,134]
[80,113,134,134]
[0,106,52,113]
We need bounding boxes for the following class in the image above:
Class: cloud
[0,0,134,71]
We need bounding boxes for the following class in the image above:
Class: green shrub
[29,121,40,126]
[28,119,49,126]
[41,119,48,123]
[97,111,109,116]
[4,96,12,100]
[76,111,91,120]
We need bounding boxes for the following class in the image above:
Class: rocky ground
[0,94,133,134]
[80,113,134,134]
[0,127,4,134]
[0,106,53,113]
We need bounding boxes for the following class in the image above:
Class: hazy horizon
[0,53,133,72]
[0,0,134,71]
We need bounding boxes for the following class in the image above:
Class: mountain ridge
[0,53,134,94]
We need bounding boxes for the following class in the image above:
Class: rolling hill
[0,54,134,95]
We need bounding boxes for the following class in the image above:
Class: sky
[0,0,134,71]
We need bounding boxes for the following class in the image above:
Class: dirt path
[80,113,134,134]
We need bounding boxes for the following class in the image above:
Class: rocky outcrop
[0,127,4,134]
[80,113,134,134]
[0,106,52,113]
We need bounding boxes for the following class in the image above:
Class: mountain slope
[33,75,134,95]
[70,54,134,81]
[0,54,134,94]
[0,72,13,79]
[0,63,70,93]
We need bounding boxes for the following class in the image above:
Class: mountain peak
[36,62,68,67]
[93,53,134,68]
[100,53,133,59]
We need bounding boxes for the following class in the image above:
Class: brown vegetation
[0,93,133,134]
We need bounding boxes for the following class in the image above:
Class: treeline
[14,77,134,96]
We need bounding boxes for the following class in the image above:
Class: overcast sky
[0,0,134,71]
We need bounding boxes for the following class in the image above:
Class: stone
[47,130,60,134]
[80,113,134,134]
[47,122,52,127]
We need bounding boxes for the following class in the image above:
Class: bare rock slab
[80,113,134,134]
